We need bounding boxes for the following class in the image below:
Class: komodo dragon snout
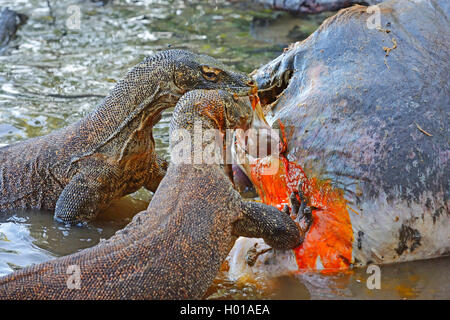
[0,49,255,225]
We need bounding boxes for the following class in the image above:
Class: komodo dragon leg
[54,164,119,224]
[232,184,312,250]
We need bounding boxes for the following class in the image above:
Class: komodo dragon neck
[68,55,183,167]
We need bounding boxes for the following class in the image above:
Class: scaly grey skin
[0,90,307,300]
[0,49,254,225]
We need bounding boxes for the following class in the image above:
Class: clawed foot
[282,183,313,234]
[244,182,314,267]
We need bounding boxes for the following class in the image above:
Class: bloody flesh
[248,121,354,272]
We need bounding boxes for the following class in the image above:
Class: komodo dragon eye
[201,65,221,82]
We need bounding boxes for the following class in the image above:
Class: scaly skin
[0,49,254,224]
[0,90,306,300]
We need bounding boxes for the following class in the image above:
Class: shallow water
[206,256,450,299]
[0,0,448,299]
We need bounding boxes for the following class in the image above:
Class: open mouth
[255,69,293,111]
[231,66,294,174]
[223,93,263,187]
[231,93,283,185]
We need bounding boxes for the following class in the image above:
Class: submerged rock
[0,7,27,54]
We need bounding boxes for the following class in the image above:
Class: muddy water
[0,0,448,299]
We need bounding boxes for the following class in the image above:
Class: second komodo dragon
[0,90,312,299]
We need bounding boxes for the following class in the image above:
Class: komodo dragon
[0,89,312,299]
[0,49,254,224]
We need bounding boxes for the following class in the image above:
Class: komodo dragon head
[106,49,256,119]
[169,50,255,96]
[171,89,254,133]
[169,89,269,183]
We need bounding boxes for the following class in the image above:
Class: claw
[298,190,307,220]
[289,191,300,218]
[301,206,313,232]
[288,182,314,233]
